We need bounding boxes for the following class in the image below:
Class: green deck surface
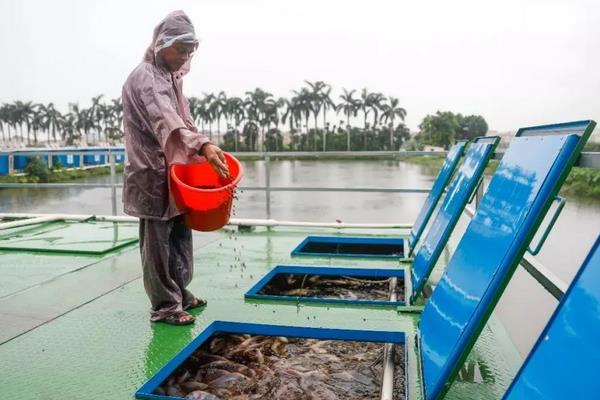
[0,220,139,254]
[0,252,96,298]
[0,222,521,399]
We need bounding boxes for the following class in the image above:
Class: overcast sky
[1,0,599,132]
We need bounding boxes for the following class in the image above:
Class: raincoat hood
[144,10,199,76]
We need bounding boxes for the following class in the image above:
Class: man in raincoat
[122,11,229,325]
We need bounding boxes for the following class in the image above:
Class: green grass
[399,155,447,170]
[561,168,600,199]
[0,165,124,184]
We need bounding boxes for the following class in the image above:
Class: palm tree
[102,97,123,144]
[213,91,227,145]
[303,81,328,150]
[336,89,358,151]
[12,101,36,145]
[69,103,93,146]
[0,104,9,143]
[379,97,407,150]
[5,103,18,144]
[30,105,45,145]
[202,93,216,141]
[243,91,259,151]
[60,110,78,145]
[41,103,63,144]
[188,96,200,126]
[357,89,387,150]
[260,98,278,150]
[357,89,371,149]
[320,86,336,151]
[224,96,245,151]
[244,88,275,151]
[188,96,208,135]
[89,95,104,144]
[279,97,302,151]
[290,88,312,151]
[368,92,386,128]
[111,97,124,142]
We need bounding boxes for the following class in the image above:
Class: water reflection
[456,359,495,384]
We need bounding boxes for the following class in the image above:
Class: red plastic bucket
[170,152,243,231]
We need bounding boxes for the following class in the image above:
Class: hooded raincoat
[122,11,208,321]
[122,10,208,220]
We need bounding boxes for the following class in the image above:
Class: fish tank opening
[294,238,405,258]
[258,273,405,303]
[153,332,406,400]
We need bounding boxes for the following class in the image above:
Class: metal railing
[1,148,600,301]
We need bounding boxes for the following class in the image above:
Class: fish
[181,381,209,393]
[282,288,311,296]
[178,369,192,383]
[270,339,288,356]
[208,337,227,354]
[208,372,250,388]
[252,349,264,364]
[185,390,221,400]
[166,384,185,397]
[202,368,232,382]
[308,340,332,354]
[193,351,229,364]
[200,360,254,377]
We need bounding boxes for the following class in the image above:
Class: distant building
[423,145,445,152]
[487,129,516,148]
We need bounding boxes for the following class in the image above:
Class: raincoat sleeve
[138,80,209,165]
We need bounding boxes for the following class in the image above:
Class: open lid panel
[408,141,467,250]
[502,235,600,400]
[416,120,596,400]
[410,136,500,300]
[515,119,594,137]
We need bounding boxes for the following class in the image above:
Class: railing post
[109,152,117,216]
[475,178,484,208]
[265,154,271,219]
[8,153,14,175]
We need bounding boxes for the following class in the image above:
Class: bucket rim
[169,152,244,193]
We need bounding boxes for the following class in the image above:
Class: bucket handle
[527,196,565,256]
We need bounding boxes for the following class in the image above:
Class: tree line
[415,111,489,149]
[0,80,489,151]
[0,96,123,147]
[0,81,411,151]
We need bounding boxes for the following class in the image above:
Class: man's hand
[201,144,230,179]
